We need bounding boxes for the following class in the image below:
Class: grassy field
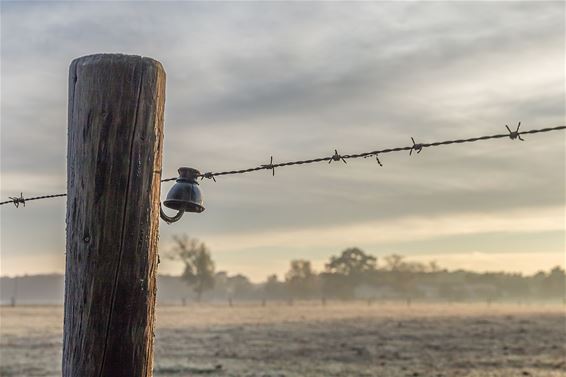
[0,302,564,376]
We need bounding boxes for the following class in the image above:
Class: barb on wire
[329,149,347,164]
[375,154,383,166]
[364,153,383,166]
[506,121,524,141]
[410,137,423,156]
[262,156,276,176]
[201,172,216,182]
[1,123,565,207]
[8,193,25,208]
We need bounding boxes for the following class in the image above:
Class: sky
[0,1,564,282]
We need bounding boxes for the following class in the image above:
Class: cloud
[163,205,564,253]
[408,251,565,275]
[1,1,564,276]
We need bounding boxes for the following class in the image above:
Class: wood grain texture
[64,54,165,377]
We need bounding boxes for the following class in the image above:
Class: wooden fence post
[63,54,165,377]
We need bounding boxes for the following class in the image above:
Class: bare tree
[285,260,317,299]
[428,260,441,273]
[168,235,215,301]
[264,274,283,300]
[383,254,405,271]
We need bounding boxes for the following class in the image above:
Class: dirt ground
[0,302,564,376]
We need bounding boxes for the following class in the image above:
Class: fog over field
[1,303,565,377]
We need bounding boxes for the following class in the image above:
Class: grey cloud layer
[1,2,564,274]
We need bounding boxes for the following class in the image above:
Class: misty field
[0,302,564,377]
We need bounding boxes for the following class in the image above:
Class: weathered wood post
[64,54,165,377]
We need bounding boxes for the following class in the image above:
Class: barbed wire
[0,192,68,207]
[1,123,565,207]
[174,123,565,180]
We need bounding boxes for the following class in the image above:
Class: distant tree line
[168,236,566,303]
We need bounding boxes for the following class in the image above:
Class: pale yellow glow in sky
[5,205,560,281]
[193,206,564,252]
